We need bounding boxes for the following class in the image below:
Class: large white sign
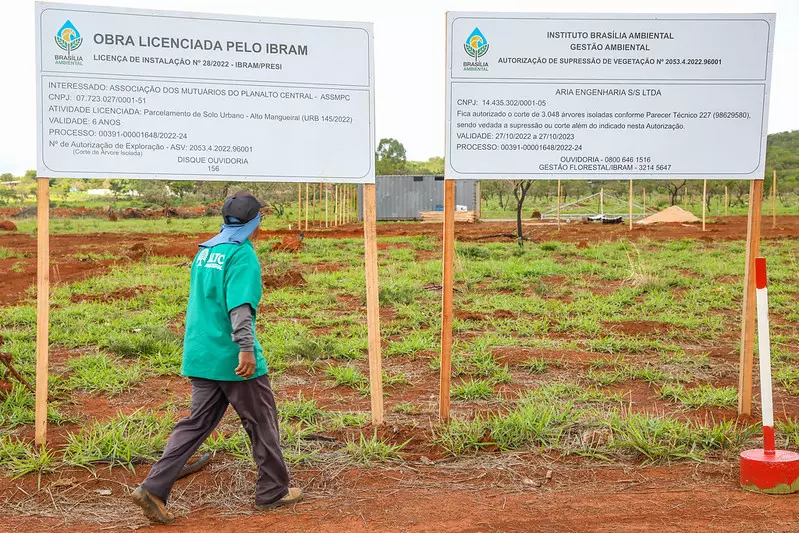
[445,13,775,180]
[36,2,375,182]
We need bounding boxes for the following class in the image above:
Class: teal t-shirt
[182,240,266,381]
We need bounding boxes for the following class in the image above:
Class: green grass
[279,397,324,425]
[393,402,420,415]
[658,384,737,409]
[452,379,494,401]
[64,353,145,395]
[325,364,368,390]
[344,431,406,463]
[0,385,69,429]
[0,247,29,260]
[0,437,57,479]
[62,410,176,470]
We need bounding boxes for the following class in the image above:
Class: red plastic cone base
[740,449,799,494]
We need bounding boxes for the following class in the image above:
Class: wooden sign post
[702,179,707,231]
[556,179,561,230]
[297,184,302,229]
[439,180,456,420]
[772,169,777,229]
[629,179,633,230]
[739,179,764,416]
[34,178,50,446]
[363,184,384,424]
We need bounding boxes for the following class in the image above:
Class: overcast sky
[2,0,797,175]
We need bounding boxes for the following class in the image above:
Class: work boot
[131,486,175,524]
[256,487,304,510]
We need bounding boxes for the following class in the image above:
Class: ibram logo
[53,20,84,66]
[55,20,82,54]
[462,27,489,71]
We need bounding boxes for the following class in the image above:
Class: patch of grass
[325,364,368,390]
[0,385,69,429]
[0,437,58,479]
[490,399,579,451]
[73,252,121,261]
[777,418,799,448]
[609,413,757,463]
[393,402,420,415]
[344,431,406,463]
[452,379,494,401]
[325,411,370,429]
[521,358,551,374]
[65,353,145,395]
[279,397,324,425]
[383,370,411,387]
[104,324,183,375]
[457,245,491,260]
[434,417,491,456]
[0,247,29,260]
[658,383,737,409]
[202,429,251,462]
[62,410,176,470]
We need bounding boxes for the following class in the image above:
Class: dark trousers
[141,374,289,505]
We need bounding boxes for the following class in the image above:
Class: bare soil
[2,215,799,531]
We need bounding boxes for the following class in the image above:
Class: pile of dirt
[262,270,306,289]
[0,221,16,231]
[270,234,305,253]
[636,206,700,225]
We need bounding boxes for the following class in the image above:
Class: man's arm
[230,304,256,378]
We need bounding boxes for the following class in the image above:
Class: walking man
[132,191,303,524]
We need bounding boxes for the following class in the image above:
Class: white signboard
[445,13,775,180]
[36,2,375,182]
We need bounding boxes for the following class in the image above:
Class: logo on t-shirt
[195,249,226,270]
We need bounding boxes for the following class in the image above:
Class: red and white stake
[755,258,775,453]
[740,257,799,494]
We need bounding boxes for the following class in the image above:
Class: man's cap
[222,191,266,225]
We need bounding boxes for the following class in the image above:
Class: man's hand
[235,351,256,379]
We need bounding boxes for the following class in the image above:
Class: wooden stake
[600,187,604,216]
[629,179,633,230]
[739,179,763,416]
[725,186,729,217]
[556,179,561,231]
[439,180,456,421]
[773,169,777,229]
[35,178,50,446]
[325,185,329,228]
[643,187,647,214]
[362,183,384,425]
[304,183,309,231]
[476,180,482,220]
[702,179,707,232]
[297,183,302,229]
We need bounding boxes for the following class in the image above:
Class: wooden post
[642,187,647,214]
[305,183,310,231]
[476,180,482,220]
[772,169,777,229]
[725,186,729,217]
[556,179,561,231]
[325,185,329,228]
[344,185,349,224]
[439,180,456,421]
[35,178,50,446]
[702,179,707,231]
[600,187,605,215]
[683,187,688,210]
[297,183,302,229]
[629,179,633,230]
[362,183,384,425]
[739,179,763,416]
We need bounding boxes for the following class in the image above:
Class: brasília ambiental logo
[464,27,489,59]
[55,20,82,55]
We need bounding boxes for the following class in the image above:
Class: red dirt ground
[2,215,799,531]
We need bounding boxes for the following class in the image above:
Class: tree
[657,180,688,206]
[168,180,196,200]
[375,138,407,175]
[511,180,534,246]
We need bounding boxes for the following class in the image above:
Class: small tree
[657,180,688,206]
[511,180,534,247]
